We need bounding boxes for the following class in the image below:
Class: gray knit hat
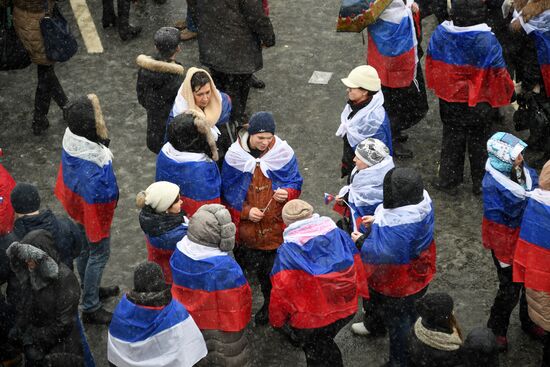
[355,138,390,166]
[187,204,236,251]
[282,199,314,225]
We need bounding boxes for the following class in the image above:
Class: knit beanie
[187,204,236,251]
[136,181,180,213]
[133,261,167,293]
[487,132,527,174]
[10,183,40,214]
[355,138,390,166]
[383,168,424,209]
[282,199,314,225]
[168,112,219,161]
[248,112,276,136]
[154,27,180,58]
[66,94,109,146]
[416,292,455,333]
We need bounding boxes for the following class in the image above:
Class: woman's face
[193,83,212,109]
[167,197,183,214]
[347,87,368,103]
[514,153,524,167]
[249,133,274,152]
[353,155,370,170]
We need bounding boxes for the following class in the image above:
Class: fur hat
[66,94,109,146]
[136,181,180,213]
[282,199,314,225]
[487,132,527,174]
[168,112,219,161]
[11,182,40,214]
[187,204,236,251]
[133,261,168,293]
[154,27,181,58]
[383,168,424,209]
[248,112,276,135]
[355,138,390,166]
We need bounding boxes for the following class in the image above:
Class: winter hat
[10,183,40,214]
[355,138,390,166]
[463,327,500,367]
[541,160,550,191]
[487,132,527,174]
[383,167,424,209]
[416,292,455,333]
[282,199,314,225]
[136,181,180,213]
[451,0,487,26]
[341,65,381,92]
[66,94,109,146]
[154,27,180,58]
[168,112,219,161]
[187,204,236,251]
[133,261,168,293]
[248,112,276,136]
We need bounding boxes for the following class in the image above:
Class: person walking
[101,0,141,40]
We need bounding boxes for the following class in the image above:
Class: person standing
[0,162,16,239]
[191,0,275,126]
[222,112,303,325]
[12,0,70,135]
[101,0,141,40]
[55,94,120,325]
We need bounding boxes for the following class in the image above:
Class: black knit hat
[133,261,167,293]
[383,167,424,209]
[168,113,212,156]
[451,0,487,26]
[154,27,180,58]
[66,94,109,146]
[416,292,455,333]
[10,183,41,214]
[248,111,276,135]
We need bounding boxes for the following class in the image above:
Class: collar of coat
[414,317,462,351]
[136,54,185,75]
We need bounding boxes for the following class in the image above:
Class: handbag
[0,3,31,70]
[514,92,550,132]
[40,1,77,62]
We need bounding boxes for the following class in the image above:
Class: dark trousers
[234,246,276,307]
[487,251,533,337]
[210,70,252,124]
[291,315,353,367]
[364,287,427,367]
[35,64,68,121]
[543,334,550,367]
[146,108,171,154]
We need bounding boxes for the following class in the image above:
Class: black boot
[102,0,117,28]
[32,116,50,136]
[82,307,113,325]
[118,0,141,41]
[99,285,120,300]
[250,74,265,89]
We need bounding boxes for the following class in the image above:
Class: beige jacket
[13,0,55,65]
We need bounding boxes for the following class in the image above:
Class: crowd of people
[1,0,550,366]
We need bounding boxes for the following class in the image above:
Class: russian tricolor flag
[0,164,16,235]
[108,296,207,367]
[482,161,538,264]
[361,190,436,297]
[170,237,252,332]
[222,136,303,231]
[367,0,417,88]
[425,21,514,107]
[514,189,550,292]
[145,224,188,284]
[156,143,221,217]
[55,128,118,243]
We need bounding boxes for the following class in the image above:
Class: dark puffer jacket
[7,230,83,364]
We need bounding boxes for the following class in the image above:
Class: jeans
[76,226,110,313]
[35,64,68,121]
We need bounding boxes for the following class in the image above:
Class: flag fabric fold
[145,223,188,284]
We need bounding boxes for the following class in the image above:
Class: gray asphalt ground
[0,0,546,365]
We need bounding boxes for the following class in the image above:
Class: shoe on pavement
[82,307,113,325]
[431,179,458,197]
[392,141,414,159]
[250,74,266,89]
[495,335,508,353]
[351,322,372,336]
[174,19,187,30]
[180,29,197,41]
[99,285,120,300]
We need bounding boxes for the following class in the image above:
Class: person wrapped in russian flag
[108,261,207,367]
[136,181,187,284]
[156,112,221,217]
[336,138,394,233]
[55,94,120,325]
[351,167,436,366]
[222,112,303,325]
[481,132,542,349]
[170,204,252,366]
[269,199,369,366]
[513,160,550,364]
[426,0,515,196]
[366,0,429,158]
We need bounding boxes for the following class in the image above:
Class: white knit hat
[355,138,390,166]
[137,181,180,213]
[341,65,381,91]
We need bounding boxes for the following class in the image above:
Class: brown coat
[526,288,550,331]
[13,0,55,65]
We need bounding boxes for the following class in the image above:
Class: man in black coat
[191,0,275,125]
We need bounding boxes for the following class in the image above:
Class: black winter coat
[408,331,463,367]
[192,0,275,74]
[136,55,184,113]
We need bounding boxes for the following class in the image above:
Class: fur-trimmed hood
[66,93,109,146]
[167,111,219,161]
[136,54,185,76]
[511,0,550,31]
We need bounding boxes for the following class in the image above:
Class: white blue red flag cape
[222,135,303,227]
[367,0,418,88]
[514,189,550,292]
[170,236,252,332]
[108,296,207,367]
[270,215,369,329]
[335,91,394,153]
[55,128,118,243]
[516,10,550,97]
[145,222,188,284]
[339,155,394,232]
[156,143,221,217]
[482,161,538,265]
[425,21,514,107]
[361,190,436,297]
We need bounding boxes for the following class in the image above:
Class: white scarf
[176,236,227,261]
[161,143,212,163]
[62,127,113,167]
[414,318,462,351]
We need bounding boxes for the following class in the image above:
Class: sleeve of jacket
[136,69,147,108]
[240,0,276,47]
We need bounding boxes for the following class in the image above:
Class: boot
[82,307,113,325]
[392,140,414,159]
[117,0,141,41]
[102,0,117,28]
[32,116,50,136]
[250,74,265,89]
